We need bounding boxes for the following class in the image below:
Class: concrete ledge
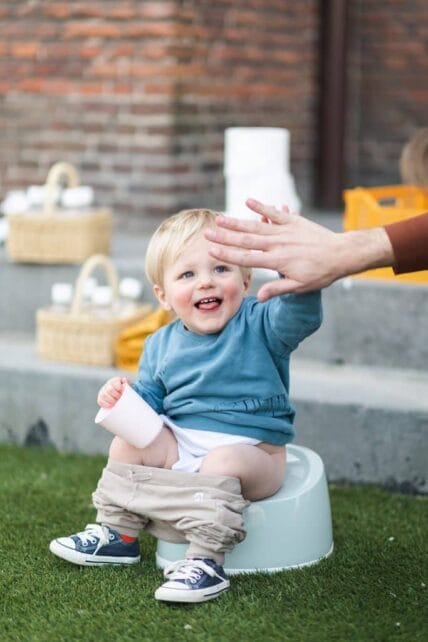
[0,234,153,334]
[0,336,426,492]
[291,359,428,493]
[2,235,428,371]
[293,277,428,371]
[0,334,121,455]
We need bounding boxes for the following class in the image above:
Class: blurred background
[1,0,426,231]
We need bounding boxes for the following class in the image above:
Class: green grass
[0,445,426,642]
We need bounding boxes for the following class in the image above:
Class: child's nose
[197,271,215,288]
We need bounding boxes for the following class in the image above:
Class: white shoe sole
[49,540,140,566]
[154,581,230,603]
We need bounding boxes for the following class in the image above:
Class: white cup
[95,383,163,448]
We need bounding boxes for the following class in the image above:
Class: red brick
[1,0,424,220]
[18,79,45,93]
[136,43,172,60]
[127,23,178,38]
[0,81,11,94]
[105,5,137,20]
[108,44,135,59]
[43,4,70,19]
[144,82,176,96]
[139,3,177,19]
[79,45,104,59]
[16,3,42,17]
[63,22,122,39]
[112,83,134,95]
[78,82,106,95]
[413,90,428,100]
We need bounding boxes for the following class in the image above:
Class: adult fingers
[246,198,294,225]
[205,224,273,251]
[208,243,275,268]
[212,214,277,236]
[257,278,301,301]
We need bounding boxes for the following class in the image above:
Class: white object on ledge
[27,185,60,208]
[50,282,74,312]
[0,218,8,244]
[224,127,301,219]
[119,277,143,301]
[1,191,29,215]
[61,186,94,208]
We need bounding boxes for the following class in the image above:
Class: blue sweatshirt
[133,292,322,445]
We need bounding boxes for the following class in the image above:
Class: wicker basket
[36,254,152,366]
[7,162,112,264]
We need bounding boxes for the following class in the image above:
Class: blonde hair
[145,208,251,287]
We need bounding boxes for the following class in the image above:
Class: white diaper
[161,415,260,473]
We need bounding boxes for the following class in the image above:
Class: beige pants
[92,459,249,565]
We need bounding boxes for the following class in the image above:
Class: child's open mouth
[195,297,222,311]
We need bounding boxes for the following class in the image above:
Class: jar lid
[61,186,94,208]
[119,277,142,300]
[51,282,73,304]
[1,190,29,215]
[83,277,98,298]
[92,286,113,306]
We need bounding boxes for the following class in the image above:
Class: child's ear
[153,284,172,311]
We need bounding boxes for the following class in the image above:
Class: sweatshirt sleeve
[249,290,322,355]
[384,212,428,274]
[131,334,166,414]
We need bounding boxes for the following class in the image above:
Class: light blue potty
[156,444,334,574]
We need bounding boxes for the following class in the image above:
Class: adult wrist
[336,228,395,278]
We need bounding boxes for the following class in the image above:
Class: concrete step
[0,333,426,492]
[290,357,427,493]
[0,234,155,334]
[2,235,428,370]
[296,277,428,371]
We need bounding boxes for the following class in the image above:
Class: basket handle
[43,162,80,216]
[71,254,119,316]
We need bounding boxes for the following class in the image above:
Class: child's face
[154,230,251,335]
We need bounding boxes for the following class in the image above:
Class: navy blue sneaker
[49,523,140,566]
[155,558,230,603]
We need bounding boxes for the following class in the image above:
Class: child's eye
[179,270,194,279]
[214,265,228,273]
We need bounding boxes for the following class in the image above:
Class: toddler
[50,208,322,603]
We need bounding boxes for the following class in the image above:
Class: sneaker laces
[76,524,111,547]
[163,558,218,582]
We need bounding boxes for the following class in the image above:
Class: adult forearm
[334,227,395,278]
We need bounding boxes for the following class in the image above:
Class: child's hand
[97,377,129,408]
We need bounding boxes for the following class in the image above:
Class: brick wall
[346,0,428,189]
[1,1,426,225]
[0,0,319,229]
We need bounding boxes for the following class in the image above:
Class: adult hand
[205,199,343,300]
[205,198,394,301]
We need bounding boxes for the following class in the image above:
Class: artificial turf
[0,444,426,642]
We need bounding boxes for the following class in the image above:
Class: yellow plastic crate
[343,185,428,284]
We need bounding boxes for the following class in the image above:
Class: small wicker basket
[7,162,112,264]
[36,254,152,366]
